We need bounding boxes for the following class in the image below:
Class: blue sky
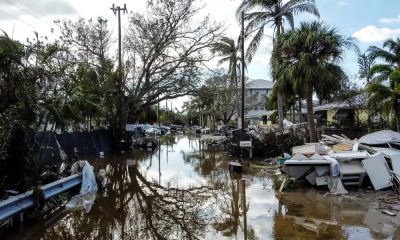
[244,0,400,84]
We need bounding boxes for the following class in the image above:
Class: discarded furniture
[362,153,392,190]
[339,161,366,187]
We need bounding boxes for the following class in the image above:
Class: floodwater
[3,135,400,240]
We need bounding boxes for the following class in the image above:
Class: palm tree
[358,52,375,84]
[367,38,400,130]
[356,51,375,130]
[211,37,241,119]
[236,0,319,129]
[273,21,352,142]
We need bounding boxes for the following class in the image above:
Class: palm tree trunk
[306,91,317,142]
[298,97,302,123]
[234,66,240,122]
[277,92,284,128]
[395,103,400,132]
[275,24,284,129]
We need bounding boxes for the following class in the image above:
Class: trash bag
[80,161,98,194]
[66,161,97,212]
[66,192,97,213]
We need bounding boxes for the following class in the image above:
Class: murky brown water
[3,135,400,239]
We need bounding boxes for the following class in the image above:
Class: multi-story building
[244,79,274,124]
[245,79,273,111]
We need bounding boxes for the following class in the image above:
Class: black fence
[35,129,113,167]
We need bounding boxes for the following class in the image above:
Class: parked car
[145,127,161,135]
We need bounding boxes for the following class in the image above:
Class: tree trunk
[234,65,240,121]
[291,105,295,123]
[275,24,284,129]
[395,103,400,132]
[298,97,302,123]
[277,91,284,128]
[306,92,317,142]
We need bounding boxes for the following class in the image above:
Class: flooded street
[5,135,400,240]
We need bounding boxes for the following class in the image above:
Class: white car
[145,127,161,135]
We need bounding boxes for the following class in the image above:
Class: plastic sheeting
[324,155,348,194]
[66,161,98,212]
[283,119,294,127]
[358,130,400,145]
[323,156,340,177]
[328,176,348,195]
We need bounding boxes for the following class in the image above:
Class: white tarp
[323,156,340,177]
[283,119,294,127]
[66,161,98,212]
[323,156,348,194]
[328,176,348,195]
[359,130,400,145]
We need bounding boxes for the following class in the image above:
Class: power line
[5,0,45,23]
[14,0,47,17]
[0,8,36,28]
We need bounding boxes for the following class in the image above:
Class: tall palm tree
[358,52,375,84]
[236,0,319,129]
[367,38,400,130]
[356,51,375,130]
[211,37,241,119]
[273,21,352,142]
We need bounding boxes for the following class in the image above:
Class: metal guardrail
[0,174,81,222]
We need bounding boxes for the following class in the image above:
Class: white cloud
[337,1,350,7]
[379,15,400,24]
[352,25,400,43]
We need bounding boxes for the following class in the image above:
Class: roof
[245,110,275,119]
[246,79,274,90]
[313,93,368,111]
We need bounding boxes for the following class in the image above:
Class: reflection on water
[4,135,400,240]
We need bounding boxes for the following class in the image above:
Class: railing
[0,174,81,222]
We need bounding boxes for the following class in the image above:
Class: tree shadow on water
[39,161,212,240]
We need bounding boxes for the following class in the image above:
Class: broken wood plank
[279,176,287,193]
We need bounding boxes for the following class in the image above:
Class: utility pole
[110,3,127,140]
[166,100,168,125]
[157,99,160,127]
[240,11,246,130]
[111,3,127,79]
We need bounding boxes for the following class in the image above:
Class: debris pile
[258,122,309,156]
[226,122,308,157]
[280,130,400,194]
[200,135,228,149]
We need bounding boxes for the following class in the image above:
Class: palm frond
[282,11,294,30]
[368,45,398,65]
[244,12,270,34]
[288,2,320,18]
[357,52,375,81]
[245,26,264,63]
[217,56,231,65]
[367,82,392,96]
[369,64,393,82]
